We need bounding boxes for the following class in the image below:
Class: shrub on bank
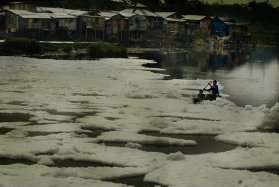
[2,38,41,55]
[88,42,127,58]
[63,46,74,53]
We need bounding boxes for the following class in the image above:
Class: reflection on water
[147,48,279,107]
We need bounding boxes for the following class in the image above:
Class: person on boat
[204,80,220,100]
[193,89,205,104]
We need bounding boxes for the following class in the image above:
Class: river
[0,53,278,187]
[144,47,279,107]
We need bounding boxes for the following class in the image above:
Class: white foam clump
[244,105,254,111]
[257,104,270,113]
[18,123,82,133]
[167,152,185,161]
[6,129,28,138]
[211,147,279,170]
[215,132,279,148]
[0,164,148,183]
[165,91,180,99]
[51,142,167,168]
[149,118,172,129]
[244,104,270,113]
[96,131,197,146]
[0,136,60,160]
[0,175,129,187]
[209,97,236,107]
[78,116,119,131]
[38,156,55,165]
[144,146,279,187]
[260,102,279,130]
[125,92,158,99]
[125,142,142,149]
[144,161,279,187]
[43,166,148,180]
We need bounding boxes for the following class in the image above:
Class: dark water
[0,112,32,122]
[144,48,279,107]
[0,157,36,165]
[107,176,165,187]
[103,131,236,154]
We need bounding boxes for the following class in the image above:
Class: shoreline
[1,38,278,60]
[0,46,270,60]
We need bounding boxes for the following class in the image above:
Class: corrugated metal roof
[7,9,52,19]
[81,14,105,19]
[141,9,159,17]
[7,9,32,15]
[120,8,134,15]
[20,14,51,19]
[49,13,75,19]
[120,8,159,17]
[37,7,87,16]
[119,12,136,18]
[98,11,118,19]
[128,3,146,8]
[111,0,125,2]
[156,12,176,18]
[182,15,207,21]
[7,9,78,19]
[9,2,25,5]
[165,18,186,23]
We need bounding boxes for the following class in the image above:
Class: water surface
[145,48,279,106]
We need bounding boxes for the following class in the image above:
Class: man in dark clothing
[204,80,220,100]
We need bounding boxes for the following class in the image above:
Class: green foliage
[63,46,74,53]
[2,37,41,55]
[40,43,88,52]
[88,42,127,58]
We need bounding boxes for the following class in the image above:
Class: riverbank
[0,39,127,59]
[1,38,269,60]
[0,40,190,60]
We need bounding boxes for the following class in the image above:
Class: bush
[88,42,127,59]
[63,46,73,53]
[2,37,41,55]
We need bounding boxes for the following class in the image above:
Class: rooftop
[129,3,147,8]
[119,11,136,18]
[182,15,208,21]
[120,8,159,17]
[7,9,77,19]
[7,9,51,19]
[8,1,26,5]
[37,7,87,17]
[165,17,186,23]
[98,11,118,19]
[156,12,176,18]
[49,13,76,19]
[111,0,125,3]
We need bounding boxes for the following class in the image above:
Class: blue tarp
[212,18,229,37]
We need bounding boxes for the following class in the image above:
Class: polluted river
[0,48,279,187]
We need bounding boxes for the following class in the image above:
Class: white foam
[260,102,279,130]
[216,132,279,148]
[144,160,279,187]
[0,56,278,186]
[96,131,197,146]
[167,152,185,161]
